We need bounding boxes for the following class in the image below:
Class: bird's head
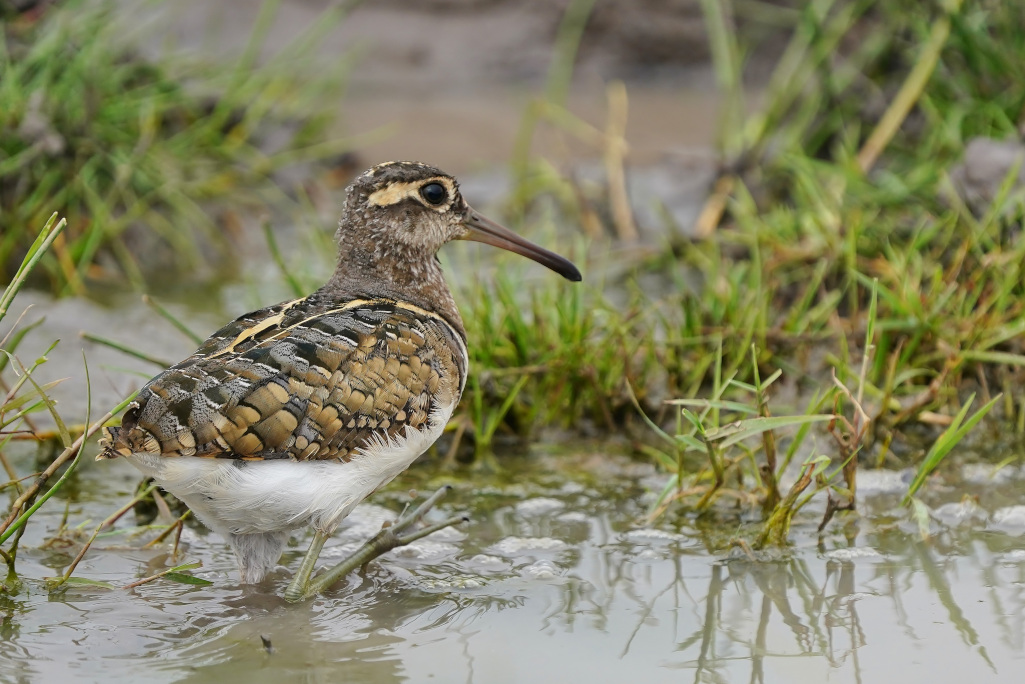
[340,161,581,282]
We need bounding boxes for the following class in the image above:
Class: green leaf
[163,572,214,586]
[167,561,202,573]
[909,496,931,541]
[625,381,677,447]
[142,295,203,346]
[961,350,1025,366]
[648,473,680,515]
[0,400,45,430]
[902,393,1000,505]
[673,433,705,451]
[703,414,834,448]
[0,316,46,373]
[803,454,831,479]
[0,214,66,325]
[637,444,679,472]
[60,577,117,589]
[681,408,706,435]
[1,378,66,413]
[759,368,784,391]
[664,398,759,415]
[8,350,71,448]
[262,221,306,299]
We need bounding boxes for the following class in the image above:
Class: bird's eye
[420,182,447,205]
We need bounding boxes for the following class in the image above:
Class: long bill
[460,210,582,282]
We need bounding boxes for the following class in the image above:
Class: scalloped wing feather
[99,299,466,462]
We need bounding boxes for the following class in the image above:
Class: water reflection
[3,453,1025,682]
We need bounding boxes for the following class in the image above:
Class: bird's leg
[285,485,468,603]
[283,530,329,602]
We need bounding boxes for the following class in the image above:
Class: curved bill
[460,209,582,282]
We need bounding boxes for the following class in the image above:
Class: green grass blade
[60,577,117,590]
[6,348,71,447]
[0,214,65,324]
[262,220,306,299]
[0,315,46,372]
[704,414,835,449]
[664,398,760,415]
[902,393,1001,505]
[80,333,171,368]
[142,295,202,345]
[163,572,214,586]
[0,353,92,545]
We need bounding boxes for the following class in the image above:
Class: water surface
[4,445,1025,683]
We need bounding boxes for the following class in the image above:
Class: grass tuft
[619,0,1025,538]
[0,0,352,294]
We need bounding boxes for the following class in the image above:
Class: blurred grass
[0,0,351,294]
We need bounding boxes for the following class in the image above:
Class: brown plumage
[98,160,581,589]
[100,299,465,463]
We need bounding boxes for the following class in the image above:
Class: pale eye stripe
[367,177,456,208]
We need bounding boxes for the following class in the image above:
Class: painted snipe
[98,161,581,601]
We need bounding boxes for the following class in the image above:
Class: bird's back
[100,295,467,464]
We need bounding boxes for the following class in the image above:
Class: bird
[98,160,582,600]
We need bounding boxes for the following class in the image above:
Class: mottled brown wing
[100,299,466,462]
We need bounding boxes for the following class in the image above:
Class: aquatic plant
[0,215,85,586]
[0,215,209,591]
[634,292,997,547]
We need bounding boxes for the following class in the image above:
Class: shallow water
[4,443,1025,683]
[14,2,1024,681]
[2,154,1017,684]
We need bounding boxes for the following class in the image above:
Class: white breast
[126,399,456,537]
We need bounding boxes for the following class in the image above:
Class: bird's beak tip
[462,209,582,282]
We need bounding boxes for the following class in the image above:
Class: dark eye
[420,182,447,205]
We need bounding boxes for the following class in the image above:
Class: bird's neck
[322,239,466,339]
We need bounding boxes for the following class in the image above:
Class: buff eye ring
[420,182,447,205]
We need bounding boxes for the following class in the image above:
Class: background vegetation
[0,0,351,292]
[3,0,1025,582]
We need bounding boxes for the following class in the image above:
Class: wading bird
[99,161,581,601]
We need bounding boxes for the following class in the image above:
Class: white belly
[126,399,455,537]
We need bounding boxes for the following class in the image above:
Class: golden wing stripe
[210,297,457,361]
[208,298,304,359]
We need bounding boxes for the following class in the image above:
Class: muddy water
[3,441,1025,683]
